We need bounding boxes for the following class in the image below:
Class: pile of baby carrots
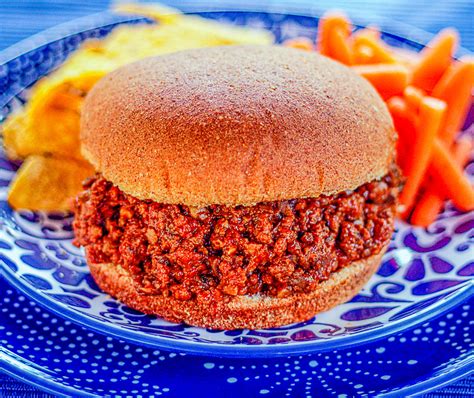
[285,12,474,227]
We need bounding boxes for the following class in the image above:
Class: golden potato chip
[27,65,110,118]
[29,108,82,157]
[114,2,182,24]
[2,111,28,159]
[114,3,273,47]
[50,89,84,113]
[3,107,82,160]
[8,155,94,211]
[4,69,110,162]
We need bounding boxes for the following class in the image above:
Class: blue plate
[1,277,473,397]
[0,9,473,358]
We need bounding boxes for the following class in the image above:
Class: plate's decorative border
[0,9,473,358]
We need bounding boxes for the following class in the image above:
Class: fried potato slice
[2,111,28,159]
[26,60,112,123]
[114,2,273,45]
[4,60,111,160]
[8,155,94,211]
[2,107,82,160]
[114,2,182,24]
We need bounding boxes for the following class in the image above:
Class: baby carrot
[352,28,383,64]
[411,137,473,226]
[403,86,425,113]
[399,97,446,215]
[386,96,417,140]
[411,28,458,92]
[352,34,397,64]
[410,188,444,227]
[430,139,474,211]
[386,96,417,172]
[352,63,410,99]
[328,28,353,64]
[353,45,374,64]
[317,12,352,57]
[432,57,474,145]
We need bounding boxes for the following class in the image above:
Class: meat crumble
[73,165,401,301]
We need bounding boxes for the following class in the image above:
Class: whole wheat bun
[81,45,395,207]
[88,248,386,330]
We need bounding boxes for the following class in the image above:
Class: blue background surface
[0,0,473,51]
[0,1,472,397]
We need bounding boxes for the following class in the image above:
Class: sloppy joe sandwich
[73,45,401,329]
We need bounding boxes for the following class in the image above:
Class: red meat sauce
[73,165,402,301]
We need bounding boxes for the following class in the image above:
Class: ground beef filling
[73,166,401,301]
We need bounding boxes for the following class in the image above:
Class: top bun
[81,45,395,207]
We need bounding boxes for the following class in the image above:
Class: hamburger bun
[89,249,385,330]
[76,45,399,330]
[81,45,395,207]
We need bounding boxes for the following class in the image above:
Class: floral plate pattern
[0,9,473,358]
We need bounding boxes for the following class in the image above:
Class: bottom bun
[89,248,386,330]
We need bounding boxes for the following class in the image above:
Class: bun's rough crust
[88,249,386,330]
[81,45,395,207]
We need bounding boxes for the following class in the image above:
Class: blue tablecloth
[0,0,472,51]
[0,1,472,397]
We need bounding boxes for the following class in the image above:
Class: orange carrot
[399,97,446,215]
[410,190,444,227]
[283,37,314,51]
[328,28,353,64]
[386,97,417,172]
[352,26,382,64]
[352,63,410,99]
[447,137,472,181]
[403,86,425,113]
[317,12,352,57]
[353,45,374,64]
[429,139,474,211]
[411,138,473,226]
[411,28,458,92]
[386,96,417,138]
[352,34,397,64]
[432,57,474,145]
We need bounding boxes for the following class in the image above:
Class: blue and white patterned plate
[1,277,473,397]
[0,9,473,358]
